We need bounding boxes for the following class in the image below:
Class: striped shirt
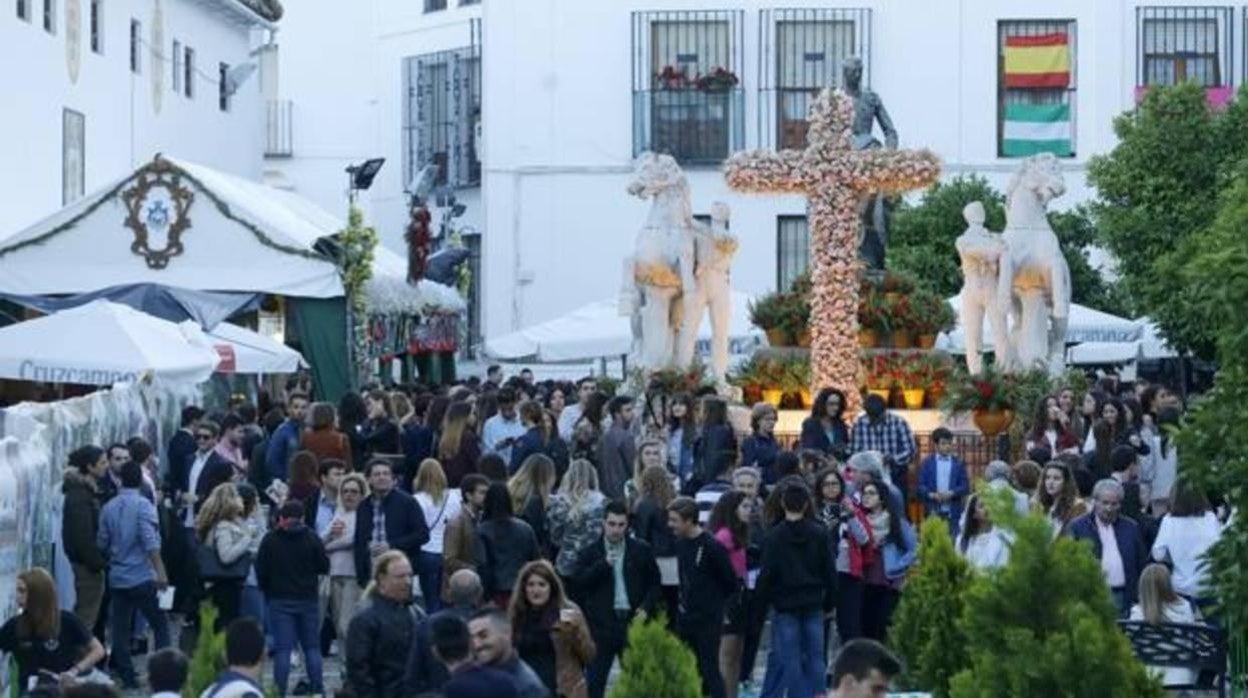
[695,481,732,525]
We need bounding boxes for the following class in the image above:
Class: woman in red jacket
[814,466,873,644]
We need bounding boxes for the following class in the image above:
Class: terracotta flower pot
[926,386,945,408]
[761,388,784,407]
[799,388,812,408]
[742,385,762,405]
[797,329,812,348]
[916,334,938,350]
[902,388,925,410]
[889,332,915,349]
[858,329,879,348]
[973,408,1015,437]
[765,328,790,347]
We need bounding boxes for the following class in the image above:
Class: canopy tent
[1066,320,1178,365]
[0,155,464,401]
[485,291,763,362]
[0,283,261,329]
[937,294,1144,354]
[208,322,308,374]
[0,300,219,385]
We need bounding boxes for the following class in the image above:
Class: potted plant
[885,295,916,349]
[857,293,888,348]
[864,353,896,404]
[695,66,739,92]
[911,292,956,349]
[786,356,812,408]
[758,358,786,408]
[749,293,791,347]
[729,356,764,405]
[881,270,916,304]
[896,354,927,410]
[789,295,812,348]
[939,362,1017,436]
[655,64,691,90]
[924,354,955,408]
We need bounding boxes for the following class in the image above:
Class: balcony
[265,99,293,158]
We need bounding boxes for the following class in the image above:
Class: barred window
[403,45,482,189]
[1138,6,1231,88]
[759,8,870,149]
[997,20,1077,158]
[777,216,809,292]
[631,10,744,164]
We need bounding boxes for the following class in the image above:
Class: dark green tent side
[293,297,350,404]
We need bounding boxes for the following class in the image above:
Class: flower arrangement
[909,291,957,337]
[655,65,691,90]
[857,293,891,334]
[641,362,714,396]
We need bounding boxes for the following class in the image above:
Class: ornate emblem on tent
[121,158,194,270]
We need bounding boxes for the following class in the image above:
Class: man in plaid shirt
[851,393,916,507]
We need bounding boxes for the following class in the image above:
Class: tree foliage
[609,615,701,698]
[888,176,1126,315]
[949,507,1163,697]
[890,517,971,697]
[1087,82,1248,358]
[184,603,227,698]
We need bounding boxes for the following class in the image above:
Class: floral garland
[725,88,940,415]
[339,205,378,378]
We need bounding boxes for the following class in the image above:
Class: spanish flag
[1004,33,1071,88]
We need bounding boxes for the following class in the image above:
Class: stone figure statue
[622,152,696,371]
[1000,153,1071,376]
[677,202,737,387]
[844,56,898,270]
[955,201,1012,375]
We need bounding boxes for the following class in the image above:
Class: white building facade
[0,0,279,237]
[272,1,1239,352]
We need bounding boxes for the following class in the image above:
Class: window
[42,0,53,33]
[17,0,29,22]
[997,20,1076,158]
[631,10,745,164]
[172,40,182,93]
[218,62,230,111]
[777,215,809,291]
[759,8,870,149]
[63,109,85,205]
[184,46,194,98]
[460,0,480,5]
[1137,6,1231,94]
[129,19,140,73]
[403,44,482,189]
[424,0,446,11]
[90,0,102,53]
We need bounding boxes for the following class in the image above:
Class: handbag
[196,538,252,580]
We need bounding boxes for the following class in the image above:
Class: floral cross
[725,88,940,414]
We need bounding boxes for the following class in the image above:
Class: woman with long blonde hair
[438,401,481,488]
[508,560,595,698]
[1130,563,1199,686]
[0,568,105,690]
[412,459,461,613]
[323,472,368,639]
[195,482,253,629]
[548,459,606,577]
[509,454,558,557]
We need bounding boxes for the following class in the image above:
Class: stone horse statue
[1000,153,1071,375]
[622,152,699,371]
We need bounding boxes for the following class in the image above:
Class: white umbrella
[0,300,220,385]
[938,294,1143,353]
[485,291,763,362]
[205,322,308,374]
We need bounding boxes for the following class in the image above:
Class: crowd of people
[0,365,1226,697]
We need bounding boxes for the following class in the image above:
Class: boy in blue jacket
[916,428,970,537]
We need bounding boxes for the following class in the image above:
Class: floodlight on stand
[346,158,385,192]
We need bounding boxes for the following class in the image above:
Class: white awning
[207,322,308,374]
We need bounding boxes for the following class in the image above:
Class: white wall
[479,0,1223,342]
[0,0,269,237]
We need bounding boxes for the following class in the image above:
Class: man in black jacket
[256,500,331,697]
[573,500,660,698]
[668,496,738,698]
[354,459,430,587]
[756,483,836,697]
[164,405,203,497]
[63,445,109,630]
[404,569,484,694]
[347,550,422,698]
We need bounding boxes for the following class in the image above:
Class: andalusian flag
[1003,103,1072,157]
[1004,33,1071,88]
